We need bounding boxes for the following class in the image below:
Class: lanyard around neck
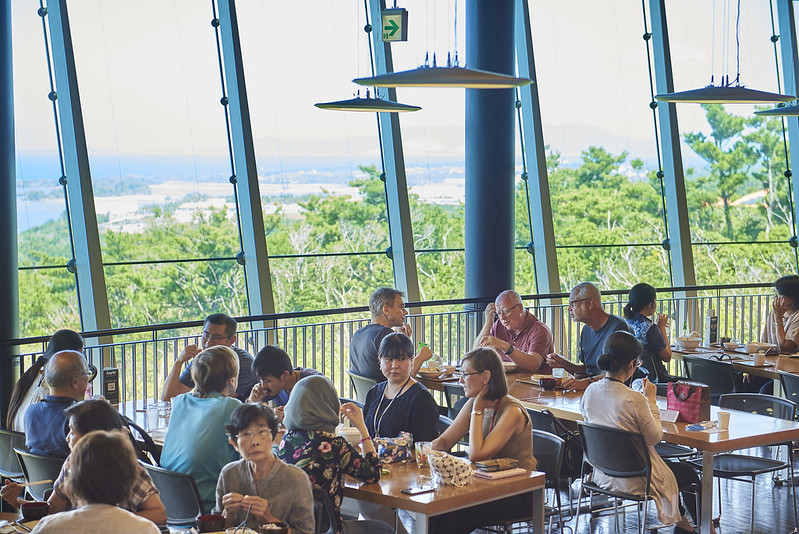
[373,376,411,437]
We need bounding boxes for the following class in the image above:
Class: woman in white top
[581,331,715,534]
[31,430,158,534]
[762,274,799,352]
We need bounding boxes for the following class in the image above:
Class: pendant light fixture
[315,3,420,113]
[656,0,794,104]
[754,102,799,116]
[315,89,421,112]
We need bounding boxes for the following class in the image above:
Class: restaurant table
[670,347,785,381]
[493,376,799,534]
[343,460,546,534]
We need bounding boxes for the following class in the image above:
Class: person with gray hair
[348,287,432,382]
[546,282,631,390]
[24,350,92,457]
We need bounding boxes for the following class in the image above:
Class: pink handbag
[667,381,711,423]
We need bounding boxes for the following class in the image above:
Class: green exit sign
[382,8,408,42]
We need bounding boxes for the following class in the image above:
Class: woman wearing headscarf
[277,375,393,534]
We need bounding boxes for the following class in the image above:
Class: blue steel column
[776,0,799,246]
[46,1,112,345]
[0,0,19,424]
[465,0,516,304]
[514,0,559,295]
[217,0,275,327]
[648,0,696,290]
[366,0,420,303]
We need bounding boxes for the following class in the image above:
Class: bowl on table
[260,522,290,534]
[538,377,557,391]
[418,365,455,379]
[675,337,701,350]
[20,501,49,521]
[722,341,739,351]
[532,374,562,388]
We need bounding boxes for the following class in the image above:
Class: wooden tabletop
[343,460,545,517]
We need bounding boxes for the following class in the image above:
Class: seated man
[474,290,553,373]
[247,345,321,421]
[349,287,432,382]
[25,350,90,458]
[546,282,631,390]
[161,313,257,402]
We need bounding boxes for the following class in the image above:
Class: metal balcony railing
[1,283,775,409]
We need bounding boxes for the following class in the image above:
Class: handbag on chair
[666,381,711,423]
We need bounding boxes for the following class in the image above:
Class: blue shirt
[24,395,76,458]
[579,314,631,375]
[160,392,241,512]
[627,313,669,381]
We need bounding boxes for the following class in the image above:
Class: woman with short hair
[160,345,242,512]
[30,431,159,533]
[429,347,534,534]
[214,403,315,534]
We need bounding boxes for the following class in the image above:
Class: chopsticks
[18,479,52,487]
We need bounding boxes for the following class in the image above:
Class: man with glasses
[161,313,257,402]
[24,350,91,457]
[474,290,553,373]
[546,282,631,390]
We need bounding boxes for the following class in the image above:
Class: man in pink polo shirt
[474,290,554,373]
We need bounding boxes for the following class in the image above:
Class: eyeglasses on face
[237,428,271,442]
[459,370,482,379]
[202,330,230,343]
[568,297,589,308]
[498,303,522,317]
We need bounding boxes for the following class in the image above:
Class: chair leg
[574,480,585,534]
[790,448,799,534]
[613,496,620,533]
[750,476,756,533]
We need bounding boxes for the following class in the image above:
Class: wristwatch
[505,343,514,355]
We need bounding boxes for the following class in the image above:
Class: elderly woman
[6,329,85,431]
[363,332,439,442]
[430,347,534,534]
[2,399,166,525]
[581,331,713,534]
[214,403,315,534]
[30,431,159,533]
[277,376,393,534]
[160,345,242,512]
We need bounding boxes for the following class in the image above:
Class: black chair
[779,370,799,409]
[313,486,336,534]
[437,414,454,435]
[13,448,64,502]
[339,397,364,409]
[654,441,696,460]
[442,382,467,419]
[0,430,26,482]
[682,354,737,404]
[144,463,204,526]
[688,393,798,533]
[575,422,654,534]
[526,408,559,435]
[345,371,377,403]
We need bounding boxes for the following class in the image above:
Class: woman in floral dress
[277,375,393,534]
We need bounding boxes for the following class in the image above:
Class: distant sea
[16,199,65,232]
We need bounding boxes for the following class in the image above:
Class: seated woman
[160,345,242,512]
[364,332,439,442]
[214,403,315,534]
[624,283,671,383]
[277,375,393,534]
[581,330,714,534]
[6,329,84,431]
[430,347,534,534]
[762,274,799,352]
[30,430,159,534]
[2,399,166,525]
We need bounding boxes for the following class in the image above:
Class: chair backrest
[640,349,668,383]
[532,429,564,487]
[312,486,336,534]
[144,463,204,526]
[780,371,799,410]
[339,397,364,409]
[718,393,797,421]
[345,371,377,403]
[682,355,737,402]
[0,430,26,481]
[13,448,64,501]
[437,414,454,436]
[576,422,651,482]
[442,382,468,419]
[526,408,559,435]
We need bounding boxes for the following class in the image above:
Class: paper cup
[753,353,766,366]
[717,410,730,430]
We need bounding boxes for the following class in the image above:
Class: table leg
[699,450,714,534]
[415,512,428,534]
[531,487,545,534]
